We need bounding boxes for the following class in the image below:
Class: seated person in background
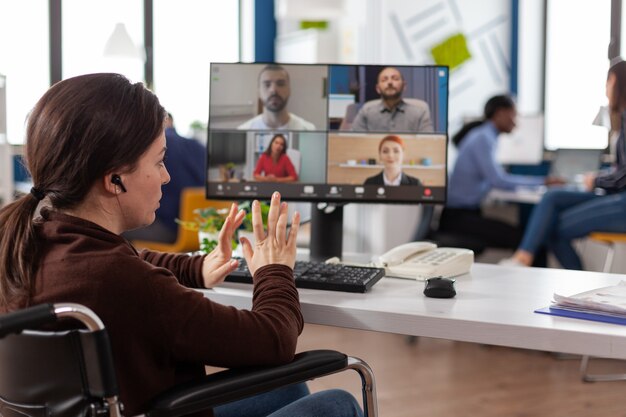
[440,95,559,251]
[364,135,421,185]
[123,112,205,243]
[238,64,315,130]
[254,133,298,182]
[0,73,363,417]
[352,66,433,133]
[501,59,626,270]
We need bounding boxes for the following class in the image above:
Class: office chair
[338,103,362,131]
[0,303,378,417]
[586,232,626,274]
[413,205,486,255]
[132,187,232,253]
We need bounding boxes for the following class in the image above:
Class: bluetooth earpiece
[111,174,127,193]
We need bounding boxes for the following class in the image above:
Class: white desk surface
[486,187,545,204]
[487,184,594,205]
[201,264,626,359]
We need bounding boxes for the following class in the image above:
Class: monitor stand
[309,203,343,262]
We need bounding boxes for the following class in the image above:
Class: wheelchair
[0,303,377,417]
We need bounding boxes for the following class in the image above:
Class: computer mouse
[423,277,456,298]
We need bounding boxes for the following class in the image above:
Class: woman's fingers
[228,202,237,219]
[218,204,239,237]
[266,192,281,241]
[240,237,255,271]
[287,211,300,249]
[206,258,239,288]
[243,196,299,274]
[251,200,265,242]
[217,217,232,246]
[232,209,246,231]
[225,203,238,231]
[275,202,289,244]
[217,208,245,243]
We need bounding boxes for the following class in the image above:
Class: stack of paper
[535,281,626,325]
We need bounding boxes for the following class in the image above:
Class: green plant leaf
[239,200,270,231]
[200,238,218,253]
[175,219,199,232]
[177,206,230,234]
[199,237,239,254]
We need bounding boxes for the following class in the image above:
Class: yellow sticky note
[430,33,472,70]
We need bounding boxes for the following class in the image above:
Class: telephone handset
[376,241,474,281]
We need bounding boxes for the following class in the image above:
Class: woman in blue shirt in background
[503,59,626,269]
[440,95,556,250]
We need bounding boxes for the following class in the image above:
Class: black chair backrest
[0,304,119,417]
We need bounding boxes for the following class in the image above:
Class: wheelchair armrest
[0,304,55,338]
[145,349,348,417]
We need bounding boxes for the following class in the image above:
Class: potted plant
[176,201,270,254]
[176,207,233,253]
[189,120,207,142]
[221,162,236,181]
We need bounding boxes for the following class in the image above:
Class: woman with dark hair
[451,120,483,147]
[364,135,421,185]
[439,95,557,251]
[502,60,626,269]
[0,73,363,417]
[451,96,517,148]
[253,133,298,182]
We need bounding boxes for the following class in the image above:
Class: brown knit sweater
[28,209,303,416]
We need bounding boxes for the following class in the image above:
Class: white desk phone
[374,242,474,281]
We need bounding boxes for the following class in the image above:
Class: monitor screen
[207,63,449,205]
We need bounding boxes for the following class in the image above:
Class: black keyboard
[226,258,385,293]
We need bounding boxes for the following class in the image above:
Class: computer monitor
[207,63,449,259]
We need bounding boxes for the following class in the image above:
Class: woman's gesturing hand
[201,203,245,288]
[239,192,300,277]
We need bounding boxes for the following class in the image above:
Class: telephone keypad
[417,250,456,265]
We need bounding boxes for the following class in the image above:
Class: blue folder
[535,306,626,326]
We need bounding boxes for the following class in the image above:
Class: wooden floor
[297,324,626,417]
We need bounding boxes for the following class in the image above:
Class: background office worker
[123,112,205,243]
[502,59,626,270]
[254,133,298,182]
[364,135,421,185]
[440,95,555,251]
[352,66,434,132]
[0,73,362,417]
[238,64,315,130]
